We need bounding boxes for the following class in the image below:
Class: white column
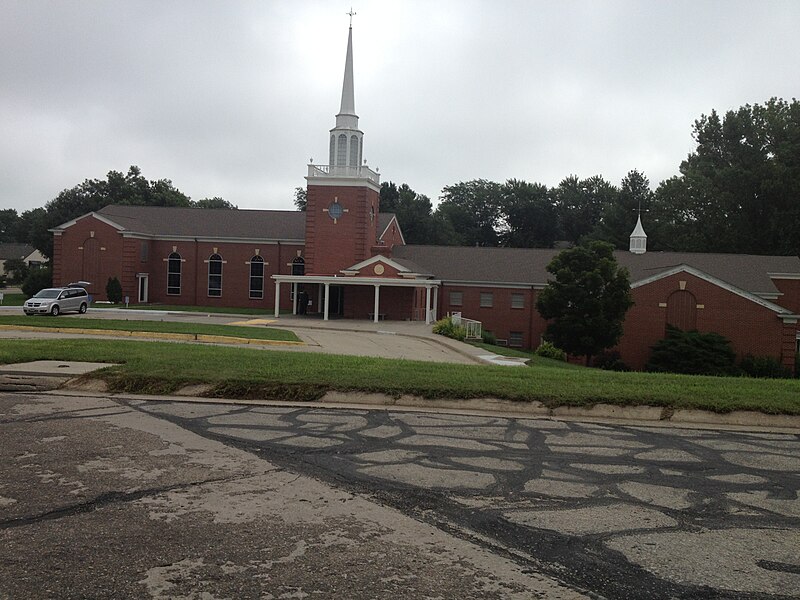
[425,286,432,324]
[292,283,298,315]
[373,285,380,323]
[273,281,280,318]
[323,283,330,321]
[432,285,438,321]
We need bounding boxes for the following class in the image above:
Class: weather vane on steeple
[347,7,356,27]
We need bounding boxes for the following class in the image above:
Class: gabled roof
[392,245,800,296]
[377,213,406,245]
[0,243,36,260]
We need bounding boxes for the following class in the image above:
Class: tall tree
[498,179,558,248]
[436,180,502,247]
[657,98,800,254]
[29,166,193,258]
[379,182,437,244]
[0,209,20,243]
[536,241,634,365]
[293,187,307,211]
[553,175,617,245]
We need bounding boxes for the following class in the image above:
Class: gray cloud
[2,0,799,213]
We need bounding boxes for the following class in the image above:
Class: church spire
[338,22,356,118]
[629,213,647,254]
[328,19,363,167]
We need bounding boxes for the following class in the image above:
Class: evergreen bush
[593,350,630,371]
[481,330,497,345]
[647,326,738,376]
[739,354,792,379]
[106,276,123,304]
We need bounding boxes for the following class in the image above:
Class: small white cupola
[629,213,647,254]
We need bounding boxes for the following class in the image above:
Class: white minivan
[23,287,89,316]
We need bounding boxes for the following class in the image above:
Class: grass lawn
[0,293,26,306]
[1,338,799,415]
[0,315,299,342]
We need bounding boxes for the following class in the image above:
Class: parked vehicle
[23,287,89,316]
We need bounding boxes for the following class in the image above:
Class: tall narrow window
[249,255,264,299]
[329,135,336,165]
[167,252,181,295]
[350,135,359,166]
[336,134,347,166]
[292,256,305,276]
[208,253,223,297]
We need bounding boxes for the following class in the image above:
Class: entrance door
[137,275,149,303]
[328,285,344,316]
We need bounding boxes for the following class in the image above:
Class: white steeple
[328,21,363,168]
[629,213,647,254]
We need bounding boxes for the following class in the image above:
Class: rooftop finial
[347,7,356,27]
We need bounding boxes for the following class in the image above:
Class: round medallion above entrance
[374,264,385,275]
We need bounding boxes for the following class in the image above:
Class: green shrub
[534,341,567,361]
[795,353,799,379]
[106,277,123,304]
[739,354,792,379]
[593,350,630,371]
[21,266,52,298]
[481,330,497,345]
[432,316,466,342]
[647,326,738,376]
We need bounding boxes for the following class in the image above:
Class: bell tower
[304,19,381,275]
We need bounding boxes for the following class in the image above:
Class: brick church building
[51,24,800,373]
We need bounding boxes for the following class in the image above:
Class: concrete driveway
[0,307,490,365]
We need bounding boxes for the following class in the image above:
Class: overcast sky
[2,0,799,213]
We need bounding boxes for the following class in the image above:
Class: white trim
[305,176,381,193]
[49,211,126,232]
[632,264,792,315]
[120,233,304,244]
[769,273,800,280]
[341,254,411,274]
[273,274,440,288]
[378,215,406,246]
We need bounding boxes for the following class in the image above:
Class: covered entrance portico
[272,275,441,324]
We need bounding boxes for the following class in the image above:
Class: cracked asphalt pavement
[1,393,798,599]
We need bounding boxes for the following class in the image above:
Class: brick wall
[56,216,125,301]
[305,183,380,275]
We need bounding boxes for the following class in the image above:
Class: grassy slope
[0,315,299,342]
[1,338,799,414]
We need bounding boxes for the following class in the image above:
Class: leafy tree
[436,180,502,246]
[655,98,800,254]
[192,197,237,209]
[536,241,634,365]
[647,326,738,376]
[29,166,192,259]
[106,276,123,303]
[0,209,20,243]
[379,182,437,244]
[553,175,617,245]
[3,258,29,284]
[21,266,52,297]
[293,187,307,211]
[498,179,558,248]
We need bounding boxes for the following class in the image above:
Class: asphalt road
[2,392,799,599]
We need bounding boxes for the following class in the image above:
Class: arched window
[249,255,264,299]
[329,135,336,165]
[336,134,347,166]
[350,135,359,166]
[292,256,305,276]
[666,289,697,332]
[208,253,223,297]
[167,252,181,295]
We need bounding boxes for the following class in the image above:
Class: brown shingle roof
[93,205,307,240]
[0,243,35,260]
[393,245,800,296]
